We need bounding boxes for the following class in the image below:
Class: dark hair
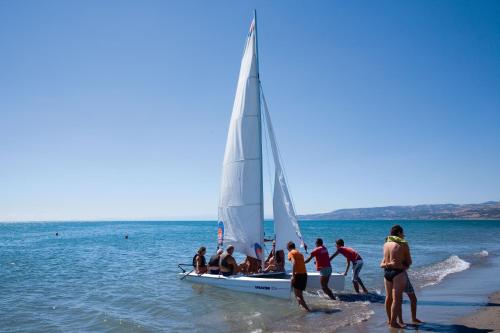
[316,238,323,246]
[336,239,344,247]
[390,225,404,236]
[287,241,296,250]
[198,246,206,254]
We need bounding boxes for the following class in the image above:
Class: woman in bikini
[380,225,411,329]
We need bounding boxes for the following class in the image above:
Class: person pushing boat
[287,241,310,311]
[305,238,336,300]
[330,239,368,293]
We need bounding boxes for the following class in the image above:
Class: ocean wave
[412,255,471,288]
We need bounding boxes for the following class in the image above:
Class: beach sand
[457,291,500,332]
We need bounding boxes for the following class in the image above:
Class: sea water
[1,220,499,332]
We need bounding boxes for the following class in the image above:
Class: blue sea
[1,220,500,332]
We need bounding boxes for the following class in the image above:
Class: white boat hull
[303,272,345,291]
[179,272,292,299]
[179,272,345,299]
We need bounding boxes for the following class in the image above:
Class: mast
[254,10,265,270]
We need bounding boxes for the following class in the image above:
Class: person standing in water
[330,239,368,293]
[386,233,423,325]
[305,238,336,300]
[287,241,310,312]
[381,225,411,329]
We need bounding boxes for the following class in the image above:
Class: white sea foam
[414,255,471,288]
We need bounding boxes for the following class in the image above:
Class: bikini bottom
[384,268,404,282]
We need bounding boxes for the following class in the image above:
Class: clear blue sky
[1,1,499,221]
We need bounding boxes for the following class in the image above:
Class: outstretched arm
[344,258,350,276]
[329,250,339,261]
[304,254,313,264]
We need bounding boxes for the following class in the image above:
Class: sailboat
[179,12,344,299]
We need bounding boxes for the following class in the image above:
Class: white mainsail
[218,18,264,259]
[262,95,305,252]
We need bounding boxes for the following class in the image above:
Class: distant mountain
[299,201,500,220]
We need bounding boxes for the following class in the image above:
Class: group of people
[192,224,421,324]
[192,241,285,277]
[287,237,367,311]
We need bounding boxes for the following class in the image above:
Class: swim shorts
[352,259,363,282]
[404,271,415,294]
[292,273,307,291]
[319,267,332,277]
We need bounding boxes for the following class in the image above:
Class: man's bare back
[381,242,406,269]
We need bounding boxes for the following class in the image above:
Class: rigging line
[260,84,300,220]
[261,82,275,259]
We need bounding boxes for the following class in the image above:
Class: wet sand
[457,291,500,332]
[340,253,500,333]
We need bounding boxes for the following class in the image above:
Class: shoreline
[456,291,500,332]
[341,252,500,333]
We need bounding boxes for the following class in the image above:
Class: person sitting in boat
[239,256,261,275]
[219,245,239,277]
[264,241,285,272]
[192,246,207,274]
[264,240,276,271]
[208,249,223,274]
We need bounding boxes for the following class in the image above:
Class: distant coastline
[3,201,500,223]
[299,201,500,220]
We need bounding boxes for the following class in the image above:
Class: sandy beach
[457,291,500,332]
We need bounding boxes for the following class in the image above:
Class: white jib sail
[218,18,264,260]
[262,94,305,252]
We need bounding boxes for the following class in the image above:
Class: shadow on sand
[337,292,500,309]
[415,300,500,308]
[309,308,341,314]
[336,292,385,303]
[401,322,493,333]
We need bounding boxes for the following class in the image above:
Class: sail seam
[219,203,262,208]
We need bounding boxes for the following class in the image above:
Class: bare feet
[412,318,423,324]
[389,321,406,329]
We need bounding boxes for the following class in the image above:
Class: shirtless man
[380,225,411,328]
[219,245,239,277]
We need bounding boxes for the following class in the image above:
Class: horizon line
[2,200,497,223]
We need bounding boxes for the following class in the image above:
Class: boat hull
[179,272,345,299]
[303,272,345,291]
[179,272,292,299]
